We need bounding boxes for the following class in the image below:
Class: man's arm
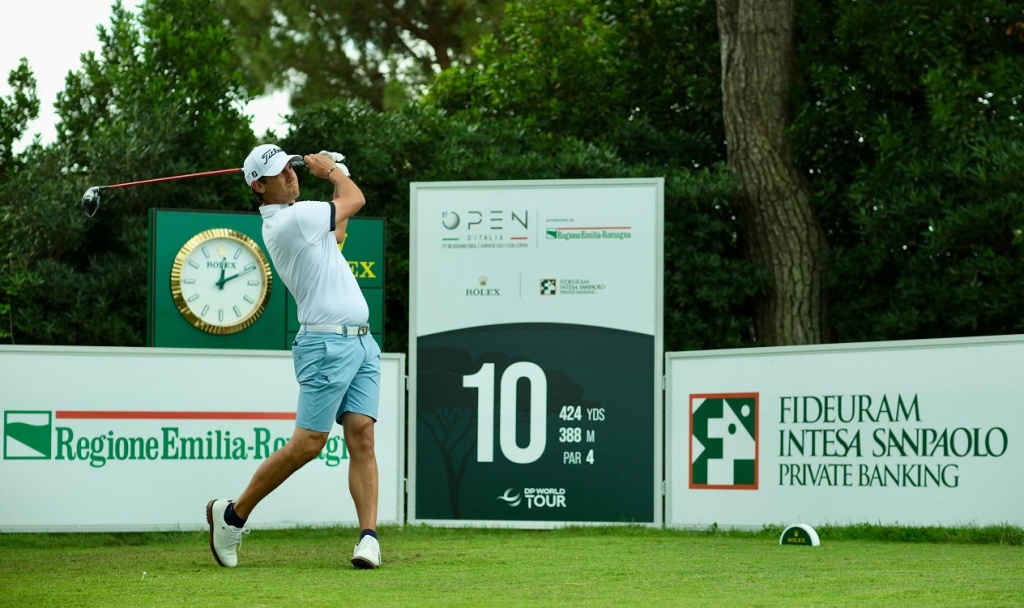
[329,166,356,244]
[335,219,349,245]
[302,153,365,236]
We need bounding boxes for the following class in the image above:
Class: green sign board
[410,179,664,526]
[149,209,385,350]
[415,325,655,521]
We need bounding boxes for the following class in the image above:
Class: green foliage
[0,146,88,344]
[0,59,42,340]
[661,167,760,350]
[427,0,723,168]
[0,58,39,173]
[793,0,1024,342]
[0,0,255,346]
[56,0,254,189]
[829,134,1024,340]
[431,1,626,135]
[216,0,506,110]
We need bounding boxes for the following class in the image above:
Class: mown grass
[1,524,1022,607]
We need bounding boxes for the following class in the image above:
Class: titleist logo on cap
[261,147,282,164]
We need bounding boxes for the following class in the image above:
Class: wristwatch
[170,228,273,334]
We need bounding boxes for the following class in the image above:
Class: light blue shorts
[291,331,382,433]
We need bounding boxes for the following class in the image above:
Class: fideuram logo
[690,394,758,489]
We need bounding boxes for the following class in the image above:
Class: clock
[170,228,273,335]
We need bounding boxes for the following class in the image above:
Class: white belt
[302,324,370,336]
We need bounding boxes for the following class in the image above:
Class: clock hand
[219,265,258,287]
[217,260,226,290]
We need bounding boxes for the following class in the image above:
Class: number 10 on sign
[465,362,597,466]
[464,362,548,464]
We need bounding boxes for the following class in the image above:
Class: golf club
[80,152,345,217]
[81,167,244,217]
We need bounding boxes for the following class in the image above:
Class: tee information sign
[409,179,663,526]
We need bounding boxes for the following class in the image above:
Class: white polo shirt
[259,201,369,326]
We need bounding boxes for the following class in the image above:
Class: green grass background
[1,525,1022,607]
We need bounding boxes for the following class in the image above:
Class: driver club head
[81,187,101,217]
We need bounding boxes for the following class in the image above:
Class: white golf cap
[243,144,302,186]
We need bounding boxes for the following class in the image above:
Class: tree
[0,59,41,341]
[791,0,1024,341]
[56,0,254,197]
[0,0,256,346]
[428,0,725,168]
[716,0,830,345]
[0,59,39,176]
[216,0,506,110]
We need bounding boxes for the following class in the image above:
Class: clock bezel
[169,228,273,335]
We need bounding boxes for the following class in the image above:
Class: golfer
[207,144,382,569]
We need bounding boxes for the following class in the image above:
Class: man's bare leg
[233,426,329,519]
[342,412,378,530]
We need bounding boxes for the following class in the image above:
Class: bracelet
[326,166,337,178]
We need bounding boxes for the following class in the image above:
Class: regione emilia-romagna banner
[409,179,664,526]
[0,346,406,531]
[665,335,1024,528]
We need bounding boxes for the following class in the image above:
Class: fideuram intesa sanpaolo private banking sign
[666,335,1022,528]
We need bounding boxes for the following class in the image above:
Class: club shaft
[101,168,241,190]
[99,161,307,191]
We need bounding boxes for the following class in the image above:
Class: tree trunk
[716,0,829,345]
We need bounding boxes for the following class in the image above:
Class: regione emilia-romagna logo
[1,409,351,468]
[545,225,632,240]
[4,411,52,459]
[689,393,759,490]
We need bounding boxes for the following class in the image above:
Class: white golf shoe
[351,535,381,569]
[206,499,249,568]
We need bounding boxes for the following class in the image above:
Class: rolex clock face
[170,228,273,335]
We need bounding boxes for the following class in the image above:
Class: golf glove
[319,150,350,176]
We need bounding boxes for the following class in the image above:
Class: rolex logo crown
[217,244,227,257]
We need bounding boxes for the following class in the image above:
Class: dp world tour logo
[690,394,758,490]
[497,487,567,509]
[4,411,52,459]
[497,488,522,507]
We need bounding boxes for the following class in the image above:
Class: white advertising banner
[0,346,405,532]
[410,179,663,526]
[665,336,1024,528]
